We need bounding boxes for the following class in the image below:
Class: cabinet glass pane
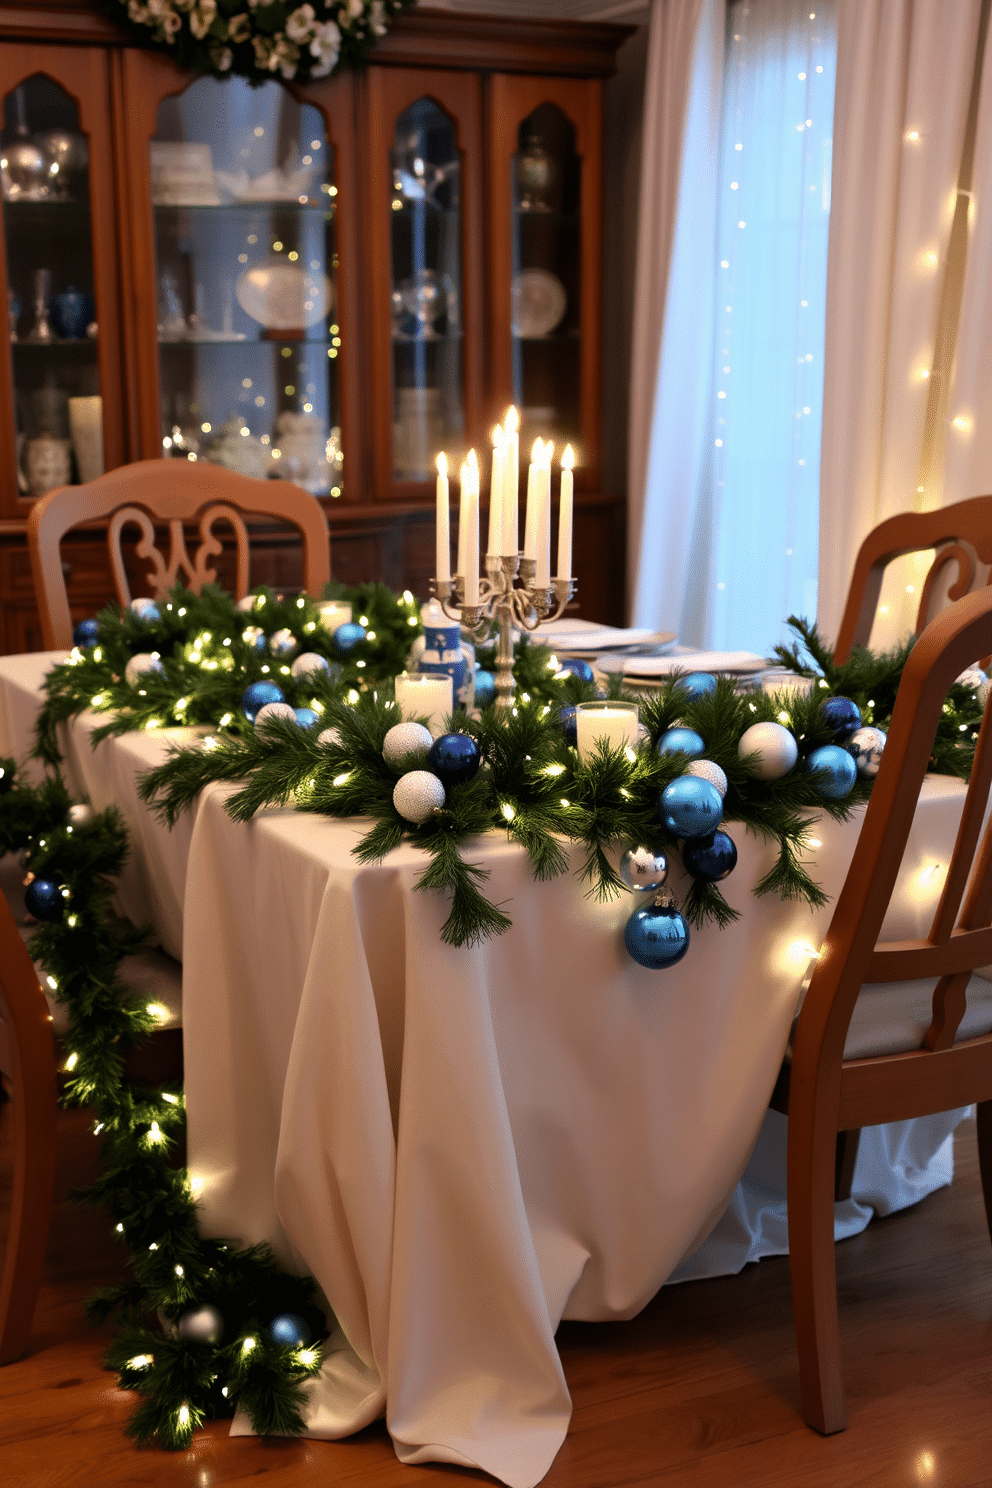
[2,78,101,496]
[152,77,342,496]
[511,105,581,458]
[389,98,463,481]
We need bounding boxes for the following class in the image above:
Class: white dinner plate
[511,269,567,337]
[538,620,676,654]
[235,259,333,330]
[598,649,769,680]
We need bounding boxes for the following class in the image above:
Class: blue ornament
[73,617,100,648]
[624,901,690,969]
[658,776,723,838]
[674,671,718,699]
[268,1313,310,1348]
[656,727,705,760]
[845,725,886,779]
[241,680,285,723]
[682,830,738,883]
[428,732,481,788]
[333,622,367,657]
[805,743,858,800]
[294,707,319,728]
[556,657,595,685]
[821,696,862,740]
[25,878,64,922]
[474,669,496,708]
[558,705,578,746]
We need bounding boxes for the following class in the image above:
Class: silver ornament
[685,758,728,798]
[383,721,434,768]
[254,701,298,729]
[635,722,652,748]
[844,725,886,778]
[291,651,330,680]
[236,593,260,612]
[270,628,298,658]
[978,678,992,712]
[67,803,94,827]
[956,667,987,689]
[738,720,798,780]
[124,653,164,686]
[318,726,343,748]
[619,845,669,892]
[176,1304,224,1344]
[393,770,446,823]
[129,596,158,614]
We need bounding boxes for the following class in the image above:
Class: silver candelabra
[433,555,575,709]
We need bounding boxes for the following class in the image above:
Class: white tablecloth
[0,651,969,1487]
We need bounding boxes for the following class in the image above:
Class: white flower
[252,34,274,66]
[309,19,340,74]
[128,1,151,21]
[160,11,182,37]
[227,12,250,41]
[348,0,365,16]
[213,45,233,70]
[370,0,386,35]
[189,0,217,39]
[285,4,316,43]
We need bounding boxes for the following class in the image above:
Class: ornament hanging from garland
[107,1,417,86]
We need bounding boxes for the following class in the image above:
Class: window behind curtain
[706,0,836,653]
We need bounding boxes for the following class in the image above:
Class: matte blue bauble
[805,743,857,799]
[675,671,718,699]
[25,877,64,922]
[682,829,738,883]
[241,680,285,722]
[624,901,690,969]
[428,732,481,788]
[333,622,367,656]
[821,696,862,739]
[558,705,578,745]
[268,1312,310,1348]
[556,657,595,684]
[73,617,100,647]
[474,669,496,708]
[656,726,705,759]
[294,707,319,728]
[658,776,723,838]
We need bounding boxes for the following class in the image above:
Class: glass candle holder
[394,671,453,736]
[575,700,640,763]
[318,601,352,635]
[760,669,815,700]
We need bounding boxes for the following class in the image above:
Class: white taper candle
[435,452,450,583]
[557,444,574,581]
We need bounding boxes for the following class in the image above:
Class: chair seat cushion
[842,974,992,1059]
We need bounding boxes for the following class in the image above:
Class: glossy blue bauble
[333,622,367,656]
[25,877,64,922]
[241,680,285,723]
[821,696,862,740]
[658,775,723,838]
[294,707,319,728]
[675,671,718,699]
[682,829,738,883]
[624,901,690,969]
[558,705,578,746]
[268,1312,310,1348]
[805,743,857,799]
[474,669,496,708]
[556,657,595,684]
[656,726,705,759]
[73,617,100,648]
[428,732,481,788]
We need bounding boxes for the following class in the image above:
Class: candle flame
[491,424,505,448]
[562,445,575,470]
[436,452,447,476]
[466,447,479,477]
[542,441,555,467]
[530,438,544,463]
[504,405,519,433]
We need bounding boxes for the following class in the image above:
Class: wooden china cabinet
[0,2,630,653]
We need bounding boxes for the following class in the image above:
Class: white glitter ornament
[978,679,992,712]
[291,651,330,680]
[129,596,158,615]
[685,758,728,798]
[254,701,298,729]
[738,720,798,780]
[176,1305,224,1344]
[383,721,433,767]
[124,653,164,686]
[270,628,298,658]
[393,770,446,823]
[844,725,887,778]
[236,593,260,612]
[956,668,987,689]
[67,803,94,827]
[317,727,343,747]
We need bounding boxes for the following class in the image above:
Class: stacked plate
[596,648,770,689]
[539,618,676,657]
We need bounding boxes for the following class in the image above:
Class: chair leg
[787,1102,848,1434]
[0,1066,57,1365]
[976,1100,992,1249]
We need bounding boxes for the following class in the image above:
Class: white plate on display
[539,619,676,654]
[235,259,333,330]
[511,269,567,338]
[598,649,769,680]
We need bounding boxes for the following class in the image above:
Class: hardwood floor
[1,1106,989,1487]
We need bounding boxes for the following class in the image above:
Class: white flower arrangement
[114,0,410,84]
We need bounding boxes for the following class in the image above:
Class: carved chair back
[27,460,331,650]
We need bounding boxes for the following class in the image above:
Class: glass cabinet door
[0,49,122,517]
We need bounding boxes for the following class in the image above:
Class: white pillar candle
[557,444,574,580]
[523,438,542,561]
[535,442,553,588]
[487,426,504,558]
[435,452,450,583]
[463,448,480,605]
[575,702,640,763]
[318,601,352,634]
[504,404,520,555]
[395,671,453,736]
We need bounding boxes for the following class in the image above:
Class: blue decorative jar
[50,286,95,340]
[408,601,474,708]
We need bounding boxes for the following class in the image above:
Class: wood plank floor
[1,1105,989,1487]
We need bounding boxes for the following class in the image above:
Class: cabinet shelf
[158,336,340,348]
[153,200,334,217]
[12,337,97,349]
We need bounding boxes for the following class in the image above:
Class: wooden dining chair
[770,583,992,1435]
[27,459,332,651]
[833,495,992,663]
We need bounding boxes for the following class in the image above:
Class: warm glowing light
[491,423,505,449]
[501,802,516,821]
[297,1347,318,1366]
[915,1450,936,1482]
[436,451,447,477]
[242,1336,256,1354]
[505,404,519,432]
[906,128,920,142]
[951,413,973,433]
[128,1354,153,1370]
[147,1002,170,1023]
[64,1052,79,1072]
[177,1404,190,1429]
[332,771,352,787]
[543,763,566,777]
[147,1121,165,1144]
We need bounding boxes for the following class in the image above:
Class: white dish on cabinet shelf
[511,268,567,338]
[235,259,333,330]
